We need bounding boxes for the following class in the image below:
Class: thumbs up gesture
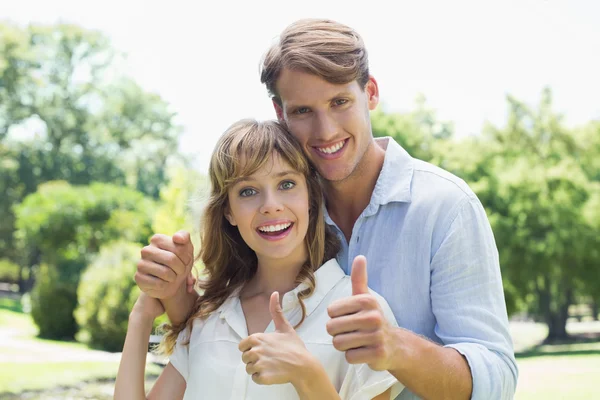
[239,292,315,386]
[326,255,395,371]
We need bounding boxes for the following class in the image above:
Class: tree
[0,22,183,287]
[15,181,155,339]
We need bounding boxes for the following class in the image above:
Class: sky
[2,0,599,172]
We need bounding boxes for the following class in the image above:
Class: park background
[1,0,599,398]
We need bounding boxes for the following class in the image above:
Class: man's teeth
[258,223,292,233]
[316,140,344,154]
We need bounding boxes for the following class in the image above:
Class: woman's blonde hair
[159,119,340,354]
[260,18,370,104]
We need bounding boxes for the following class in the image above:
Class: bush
[0,258,20,284]
[75,241,142,352]
[30,264,78,339]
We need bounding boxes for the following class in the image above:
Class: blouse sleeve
[168,329,191,382]
[338,290,405,400]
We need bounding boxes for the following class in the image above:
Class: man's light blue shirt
[325,137,518,400]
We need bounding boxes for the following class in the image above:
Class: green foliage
[152,163,206,235]
[15,181,155,338]
[30,264,78,339]
[372,95,453,162]
[0,258,20,283]
[75,241,141,352]
[0,22,184,279]
[375,88,600,341]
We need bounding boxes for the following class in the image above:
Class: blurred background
[0,0,599,399]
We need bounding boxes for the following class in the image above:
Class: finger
[269,292,293,333]
[186,272,196,293]
[351,255,368,295]
[141,245,186,276]
[344,346,380,366]
[239,334,261,352]
[326,310,383,336]
[136,259,177,283]
[245,361,258,375]
[327,294,379,318]
[173,230,191,245]
[150,234,193,272]
[332,330,383,352]
[134,270,167,292]
[241,350,258,365]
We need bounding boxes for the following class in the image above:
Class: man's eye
[239,188,256,197]
[280,180,296,190]
[334,99,348,106]
[295,107,310,114]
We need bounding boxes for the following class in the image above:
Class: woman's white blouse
[169,258,404,400]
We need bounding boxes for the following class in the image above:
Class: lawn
[0,296,162,396]
[512,321,600,400]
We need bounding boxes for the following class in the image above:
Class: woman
[114,119,403,399]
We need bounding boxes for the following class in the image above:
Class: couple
[115,19,517,400]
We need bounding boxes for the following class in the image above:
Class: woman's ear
[225,208,237,226]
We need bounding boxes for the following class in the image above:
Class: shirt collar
[291,258,345,317]
[324,137,413,226]
[370,137,414,206]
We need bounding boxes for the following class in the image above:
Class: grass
[0,362,163,394]
[0,295,163,396]
[512,320,600,399]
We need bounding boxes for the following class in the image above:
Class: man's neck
[324,138,387,242]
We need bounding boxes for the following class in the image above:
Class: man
[136,19,517,399]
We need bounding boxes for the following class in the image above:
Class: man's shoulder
[410,158,475,201]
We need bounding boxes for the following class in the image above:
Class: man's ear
[273,99,285,121]
[365,76,380,111]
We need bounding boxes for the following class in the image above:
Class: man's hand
[326,255,396,371]
[135,230,196,300]
[239,292,315,386]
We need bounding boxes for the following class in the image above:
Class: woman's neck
[241,251,307,298]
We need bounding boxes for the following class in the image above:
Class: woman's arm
[115,294,186,400]
[291,353,341,400]
[114,311,155,400]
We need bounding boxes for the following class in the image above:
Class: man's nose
[313,111,339,142]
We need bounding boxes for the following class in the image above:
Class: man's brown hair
[260,19,370,104]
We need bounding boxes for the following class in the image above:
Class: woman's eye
[280,181,295,190]
[239,188,256,197]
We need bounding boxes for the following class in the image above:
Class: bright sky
[3,0,599,172]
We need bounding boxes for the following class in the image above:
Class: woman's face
[226,152,310,265]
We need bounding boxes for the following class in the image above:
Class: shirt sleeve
[431,196,518,399]
[337,291,405,400]
[168,329,191,382]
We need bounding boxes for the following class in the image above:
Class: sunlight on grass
[516,354,600,400]
[0,362,163,394]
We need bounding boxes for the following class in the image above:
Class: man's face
[274,68,379,183]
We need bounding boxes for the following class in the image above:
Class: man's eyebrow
[286,91,354,110]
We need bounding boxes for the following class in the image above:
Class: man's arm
[135,231,199,326]
[328,198,517,400]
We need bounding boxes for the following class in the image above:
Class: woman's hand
[131,292,166,323]
[238,292,315,387]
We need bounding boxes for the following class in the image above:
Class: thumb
[173,230,191,246]
[351,255,369,296]
[270,291,293,333]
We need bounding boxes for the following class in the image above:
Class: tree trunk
[543,287,572,343]
[592,300,599,321]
